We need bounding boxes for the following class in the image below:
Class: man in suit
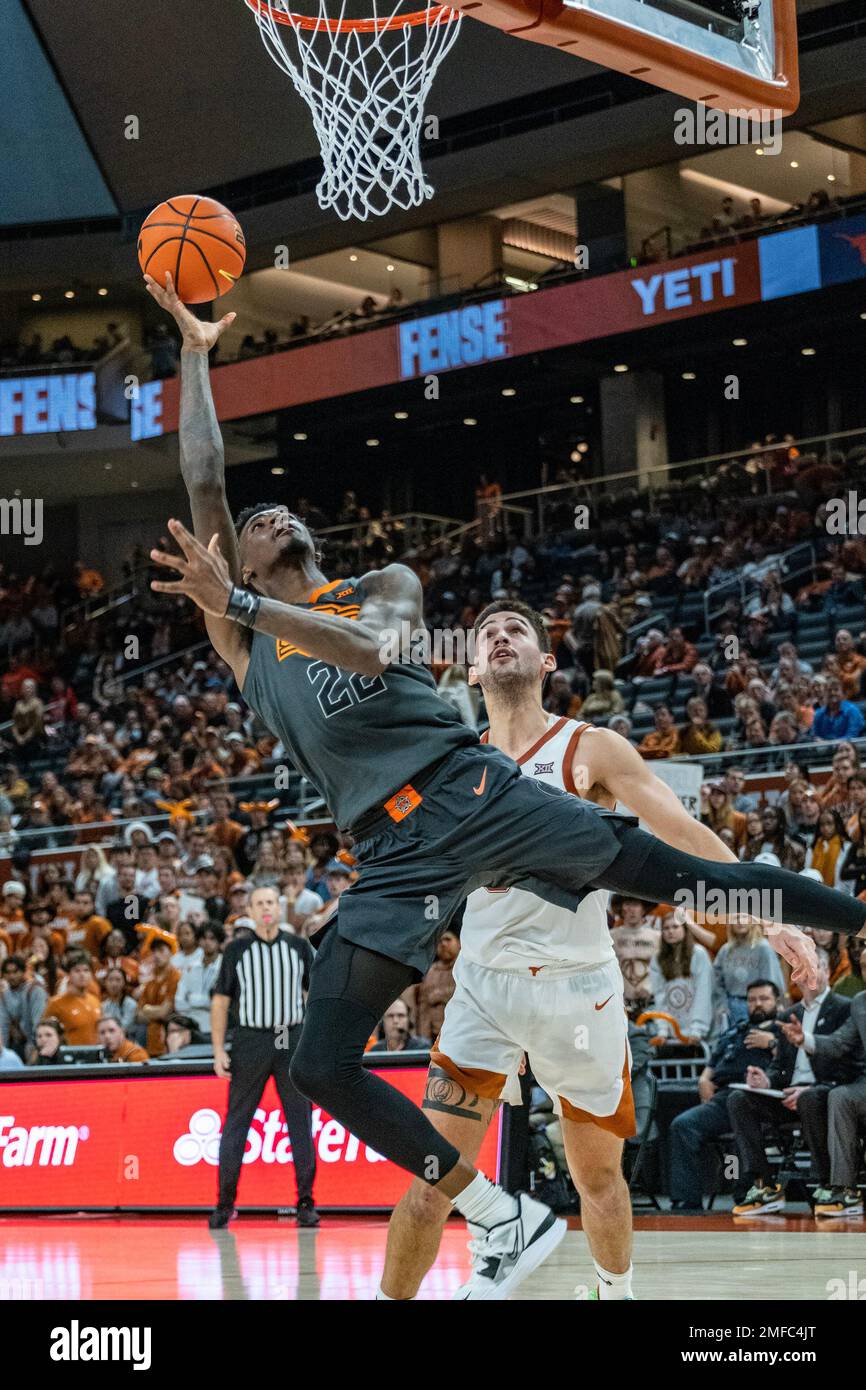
[728,951,853,1216]
[782,983,866,1217]
[668,979,786,1212]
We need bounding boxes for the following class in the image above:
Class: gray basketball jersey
[241,577,476,829]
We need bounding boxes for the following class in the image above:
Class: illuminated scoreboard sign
[398,301,510,379]
[0,372,97,436]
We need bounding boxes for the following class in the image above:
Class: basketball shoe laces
[465,1208,521,1282]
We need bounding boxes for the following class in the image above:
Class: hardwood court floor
[1,1213,864,1300]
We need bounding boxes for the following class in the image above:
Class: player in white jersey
[378,599,756,1302]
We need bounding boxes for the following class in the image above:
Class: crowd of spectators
[1,427,866,1209]
[0,323,127,375]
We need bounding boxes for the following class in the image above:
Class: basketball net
[246,0,462,222]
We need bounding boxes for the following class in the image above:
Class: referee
[209,885,318,1229]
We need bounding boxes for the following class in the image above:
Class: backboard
[462,0,799,115]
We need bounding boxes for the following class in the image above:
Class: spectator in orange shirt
[0,881,28,939]
[651,627,699,677]
[824,629,866,701]
[701,781,747,851]
[64,889,112,957]
[74,561,104,597]
[205,792,246,853]
[136,939,180,1056]
[97,1016,149,1064]
[43,958,102,1044]
[638,705,681,760]
[542,671,583,719]
[94,929,140,990]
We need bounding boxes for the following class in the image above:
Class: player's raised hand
[143,271,236,353]
[150,519,234,617]
[763,922,818,991]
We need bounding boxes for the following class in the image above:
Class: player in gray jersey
[145,270,865,1300]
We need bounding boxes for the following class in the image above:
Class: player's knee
[573,1155,624,1200]
[290,1042,336,1102]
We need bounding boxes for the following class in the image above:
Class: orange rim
[245,0,457,31]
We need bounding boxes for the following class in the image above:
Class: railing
[315,511,466,554]
[668,734,866,772]
[61,564,154,632]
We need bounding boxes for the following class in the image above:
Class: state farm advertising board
[0,1070,500,1211]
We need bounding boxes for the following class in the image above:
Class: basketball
[137,195,246,303]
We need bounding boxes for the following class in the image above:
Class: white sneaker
[452,1193,567,1301]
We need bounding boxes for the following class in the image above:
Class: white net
[248,0,463,222]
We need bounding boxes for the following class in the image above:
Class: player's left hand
[150,519,233,617]
[762,922,818,991]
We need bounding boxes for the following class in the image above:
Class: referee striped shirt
[215,931,314,1030]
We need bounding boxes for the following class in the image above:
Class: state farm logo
[173,1107,385,1167]
[0,1115,87,1167]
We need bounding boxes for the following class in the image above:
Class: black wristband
[224,585,261,629]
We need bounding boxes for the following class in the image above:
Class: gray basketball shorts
[337,742,634,973]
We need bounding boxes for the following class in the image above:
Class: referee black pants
[218,1025,317,1210]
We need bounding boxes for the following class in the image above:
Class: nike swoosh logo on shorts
[473,769,487,796]
[595,995,614,1011]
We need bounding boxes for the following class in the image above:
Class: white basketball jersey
[460,715,616,971]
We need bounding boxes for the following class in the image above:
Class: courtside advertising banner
[0,1069,501,1211]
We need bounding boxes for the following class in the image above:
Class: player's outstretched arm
[150,546,423,679]
[144,271,248,677]
[582,728,819,985]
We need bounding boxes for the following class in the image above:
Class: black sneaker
[296,1196,320,1227]
[208,1205,236,1229]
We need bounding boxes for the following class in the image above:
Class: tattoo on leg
[423,1066,484,1121]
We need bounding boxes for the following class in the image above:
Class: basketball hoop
[244,0,462,222]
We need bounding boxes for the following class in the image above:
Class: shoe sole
[814,1206,863,1218]
[733,1201,786,1217]
[458,1208,568,1301]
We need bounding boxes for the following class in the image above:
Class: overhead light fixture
[31,293,42,302]
[501,388,516,397]
[104,463,112,471]
[613,364,629,373]
[861,312,866,321]
[366,438,380,446]
[828,174,836,183]
[570,394,584,404]
[577,441,589,454]
[504,275,538,292]
[131,480,139,489]
[733,338,748,347]
[293,431,307,441]
[386,263,395,272]
[64,290,75,299]
[755,147,764,156]
[394,411,409,419]
[463,417,477,426]
[682,371,697,380]
[271,466,286,475]
[570,449,581,462]
[349,253,358,262]
[790,161,798,169]
[801,347,816,356]
[98,287,108,296]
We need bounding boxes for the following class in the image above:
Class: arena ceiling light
[394,411,409,419]
[349,253,358,262]
[366,438,380,446]
[98,288,108,296]
[570,395,584,404]
[386,263,395,271]
[733,338,748,346]
[272,466,286,474]
[501,388,517,397]
[463,417,478,426]
[31,293,41,302]
[801,347,816,356]
[682,371,697,380]
[293,431,307,440]
[64,290,75,299]
[828,174,837,183]
[613,364,629,373]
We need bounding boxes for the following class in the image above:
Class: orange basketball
[138,195,246,304]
